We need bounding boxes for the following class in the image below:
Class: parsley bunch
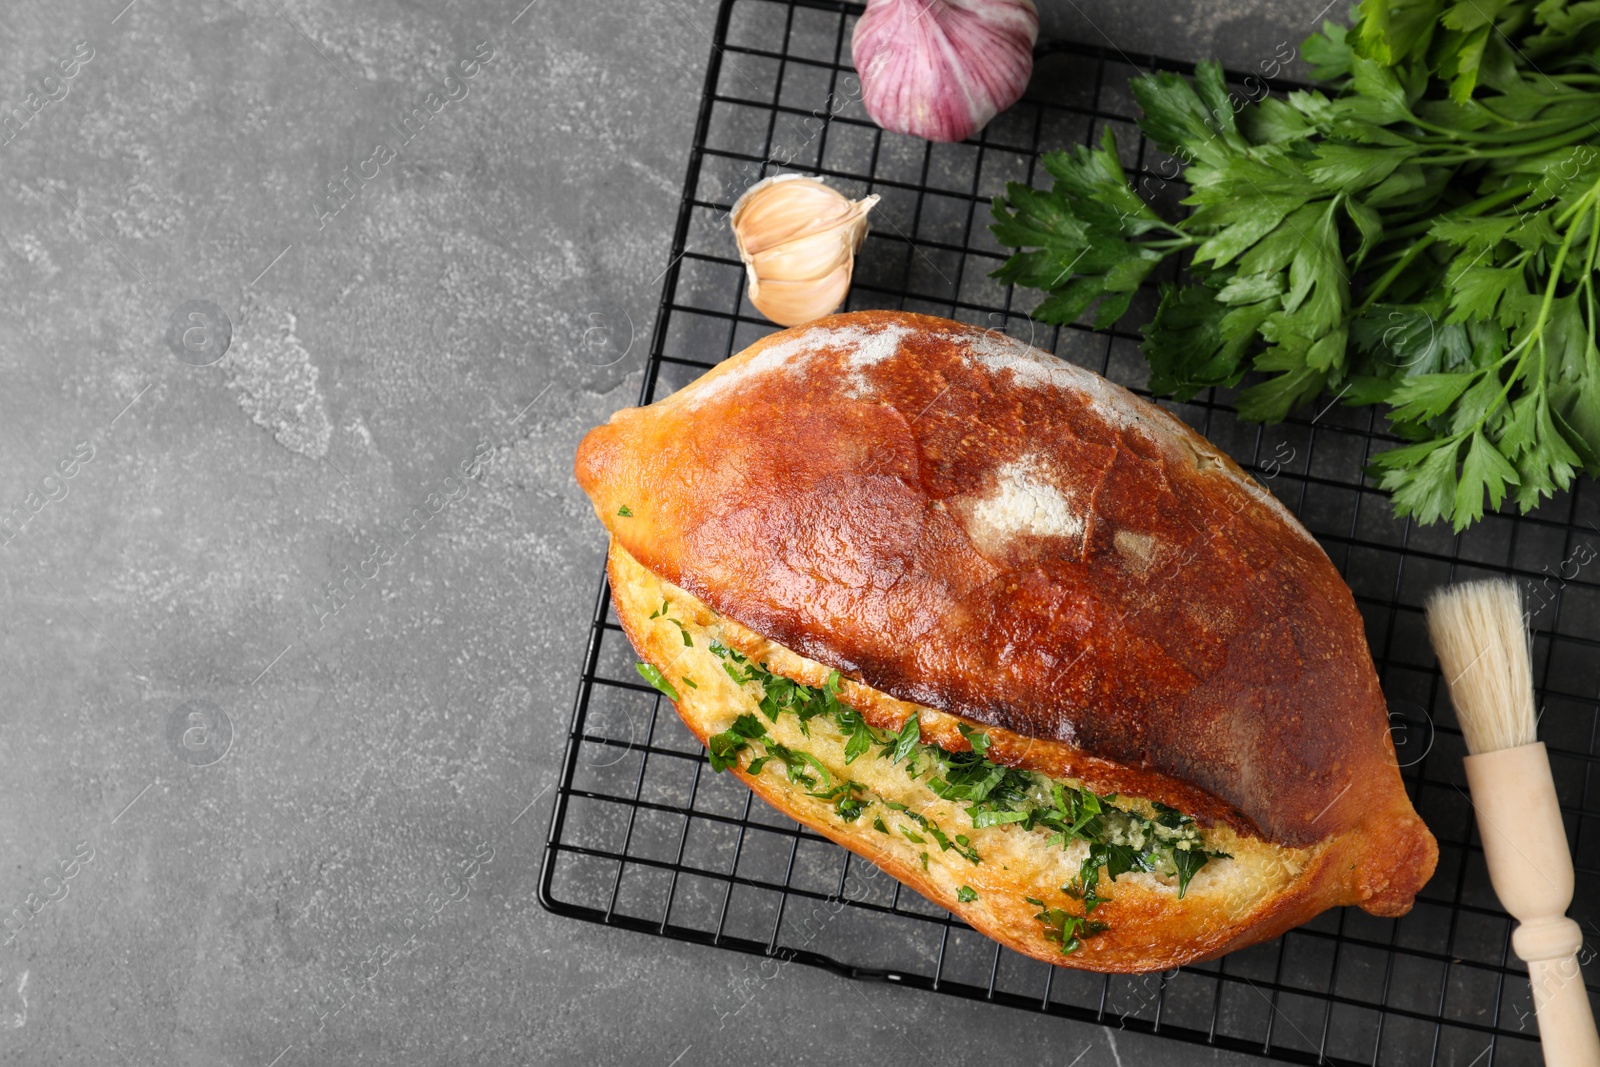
[991,0,1600,530]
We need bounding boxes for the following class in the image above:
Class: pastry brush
[1427,578,1600,1067]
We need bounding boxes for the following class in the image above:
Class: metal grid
[539,1,1600,1062]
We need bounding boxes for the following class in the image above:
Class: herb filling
[634,610,1231,955]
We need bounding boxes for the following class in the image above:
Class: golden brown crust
[577,311,1435,913]
[609,542,1411,971]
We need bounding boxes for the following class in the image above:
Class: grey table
[0,1,1367,1064]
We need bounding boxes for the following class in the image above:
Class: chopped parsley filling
[636,626,1230,956]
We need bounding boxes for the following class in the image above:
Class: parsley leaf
[886,716,920,764]
[1172,845,1216,898]
[1032,903,1109,955]
[837,706,876,765]
[634,662,679,702]
[706,713,766,773]
[956,722,991,756]
[834,795,866,822]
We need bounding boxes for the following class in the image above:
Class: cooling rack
[539,1,1600,1062]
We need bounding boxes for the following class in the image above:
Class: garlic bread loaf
[575,311,1437,971]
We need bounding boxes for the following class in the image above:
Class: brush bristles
[1425,579,1537,756]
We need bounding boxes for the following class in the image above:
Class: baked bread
[575,310,1437,972]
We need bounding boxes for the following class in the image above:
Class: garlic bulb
[730,174,879,327]
[852,0,1038,144]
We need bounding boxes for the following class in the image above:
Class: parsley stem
[1404,111,1600,145]
[1422,124,1596,164]
[1536,180,1600,332]
[1583,213,1598,360]
[1358,235,1437,311]
[1553,177,1600,230]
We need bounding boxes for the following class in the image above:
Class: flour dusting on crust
[962,454,1085,556]
[685,320,912,407]
[965,330,1145,431]
[682,326,825,407]
[842,322,913,396]
[1113,528,1162,573]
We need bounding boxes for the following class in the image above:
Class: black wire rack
[539,1,1600,1062]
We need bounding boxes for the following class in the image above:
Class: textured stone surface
[0,1,1347,1064]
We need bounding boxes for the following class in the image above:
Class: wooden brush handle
[1464,743,1599,1067]
[1527,954,1600,1067]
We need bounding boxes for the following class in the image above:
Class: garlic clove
[748,260,857,328]
[748,230,851,286]
[745,202,876,278]
[731,174,879,327]
[733,175,859,255]
[852,0,1039,144]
